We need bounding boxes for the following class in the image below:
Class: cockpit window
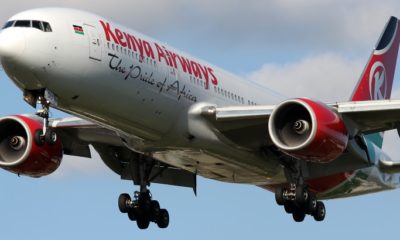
[2,20,52,32]
[14,20,31,27]
[2,21,15,29]
[32,20,43,31]
[42,22,52,32]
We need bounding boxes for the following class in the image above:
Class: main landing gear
[33,93,57,146]
[273,157,326,222]
[118,190,169,229]
[275,184,326,222]
[118,157,169,229]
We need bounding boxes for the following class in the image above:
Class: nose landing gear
[33,94,57,145]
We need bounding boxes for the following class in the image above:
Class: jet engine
[268,98,348,163]
[0,115,62,177]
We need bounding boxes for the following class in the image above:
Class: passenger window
[32,21,43,31]
[2,21,15,29]
[42,22,52,32]
[15,20,31,27]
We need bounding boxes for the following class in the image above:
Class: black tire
[284,202,294,214]
[307,193,317,214]
[295,185,308,206]
[313,201,326,222]
[150,200,160,221]
[44,129,57,145]
[128,209,137,221]
[137,213,150,229]
[292,210,306,222]
[139,192,152,212]
[157,209,169,229]
[275,187,284,206]
[118,193,131,213]
[34,129,45,146]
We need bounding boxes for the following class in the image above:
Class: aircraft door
[84,24,102,61]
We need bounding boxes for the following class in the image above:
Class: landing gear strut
[274,160,326,222]
[33,93,57,145]
[118,156,169,229]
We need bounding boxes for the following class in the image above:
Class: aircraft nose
[0,30,25,58]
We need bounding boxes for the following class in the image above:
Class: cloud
[247,52,365,102]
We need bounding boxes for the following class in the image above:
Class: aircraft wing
[49,117,196,189]
[201,99,400,148]
[200,105,275,148]
[332,100,400,133]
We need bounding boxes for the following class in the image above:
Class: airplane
[0,7,400,229]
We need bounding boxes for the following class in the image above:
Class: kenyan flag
[73,25,84,35]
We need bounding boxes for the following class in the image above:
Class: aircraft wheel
[292,210,306,222]
[118,193,131,213]
[139,192,152,212]
[295,185,308,206]
[137,213,150,229]
[284,202,294,214]
[150,200,160,221]
[128,209,137,221]
[313,201,326,222]
[275,187,284,206]
[157,209,169,229]
[44,128,57,145]
[308,195,317,214]
[34,129,45,146]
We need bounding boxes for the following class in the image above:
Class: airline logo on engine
[369,61,387,100]
[99,20,218,89]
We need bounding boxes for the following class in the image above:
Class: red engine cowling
[268,98,348,163]
[0,115,62,177]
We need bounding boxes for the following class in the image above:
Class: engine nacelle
[268,98,348,163]
[0,115,62,177]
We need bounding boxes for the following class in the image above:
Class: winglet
[351,16,400,101]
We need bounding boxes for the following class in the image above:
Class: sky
[1,0,400,239]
